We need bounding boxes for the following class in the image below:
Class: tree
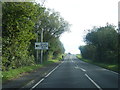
[2,2,42,70]
[30,9,70,62]
[79,45,96,61]
[2,2,70,70]
[79,24,118,63]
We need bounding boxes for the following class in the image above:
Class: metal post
[36,32,39,64]
[40,29,43,64]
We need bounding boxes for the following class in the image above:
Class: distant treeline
[2,2,70,71]
[79,24,119,64]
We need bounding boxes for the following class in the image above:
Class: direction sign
[35,42,48,50]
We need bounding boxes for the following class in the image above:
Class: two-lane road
[31,54,119,89]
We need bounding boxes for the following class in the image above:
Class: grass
[76,54,119,73]
[2,64,43,82]
[42,59,60,65]
[2,58,61,83]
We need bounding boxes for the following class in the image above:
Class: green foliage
[2,64,43,82]
[2,2,42,70]
[2,2,69,71]
[79,24,118,64]
[31,8,69,63]
[76,54,118,73]
[76,54,82,59]
[79,45,96,61]
[49,38,65,58]
[2,59,60,83]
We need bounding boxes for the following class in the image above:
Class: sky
[36,0,119,54]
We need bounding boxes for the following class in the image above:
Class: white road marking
[102,68,118,75]
[45,65,59,78]
[30,78,44,90]
[85,74,102,90]
[74,64,86,72]
[71,60,74,63]
[75,65,79,68]
[76,55,118,75]
[45,72,52,78]
[74,65,86,72]
[30,62,63,90]
[80,68,86,72]
[75,66,79,69]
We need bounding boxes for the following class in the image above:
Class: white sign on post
[35,42,48,50]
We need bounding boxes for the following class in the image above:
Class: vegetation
[78,24,119,72]
[76,54,119,73]
[2,57,61,83]
[2,64,43,82]
[2,2,70,71]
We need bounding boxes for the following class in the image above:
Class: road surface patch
[30,61,63,90]
[85,74,102,90]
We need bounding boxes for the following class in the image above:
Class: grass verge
[2,64,43,83]
[2,59,61,83]
[76,54,119,73]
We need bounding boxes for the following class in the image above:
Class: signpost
[35,42,48,64]
[35,42,48,50]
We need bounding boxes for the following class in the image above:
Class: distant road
[31,54,119,89]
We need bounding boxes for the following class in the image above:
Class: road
[31,54,119,89]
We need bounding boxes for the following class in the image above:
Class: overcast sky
[36,0,119,54]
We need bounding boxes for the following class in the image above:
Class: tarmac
[2,62,60,89]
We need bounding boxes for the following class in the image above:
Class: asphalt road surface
[30,54,119,89]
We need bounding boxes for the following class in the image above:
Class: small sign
[35,42,48,50]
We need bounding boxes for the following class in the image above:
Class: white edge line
[85,74,102,90]
[77,56,118,75]
[45,65,59,78]
[30,62,63,90]
[103,68,118,75]
[30,78,44,90]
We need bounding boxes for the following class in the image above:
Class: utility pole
[40,0,45,64]
[36,0,45,64]
[36,31,39,64]
[40,28,43,64]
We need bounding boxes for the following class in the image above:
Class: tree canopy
[79,24,118,64]
[2,2,70,71]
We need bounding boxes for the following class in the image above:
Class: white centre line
[75,64,86,72]
[30,62,63,90]
[85,74,102,90]
[80,68,86,72]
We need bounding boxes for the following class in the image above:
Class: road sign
[35,42,48,50]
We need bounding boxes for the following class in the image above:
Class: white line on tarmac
[44,64,60,78]
[30,78,44,90]
[85,74,102,90]
[75,64,86,72]
[30,62,63,90]
[72,60,74,63]
[76,65,79,68]
[80,68,86,72]
[102,68,118,75]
